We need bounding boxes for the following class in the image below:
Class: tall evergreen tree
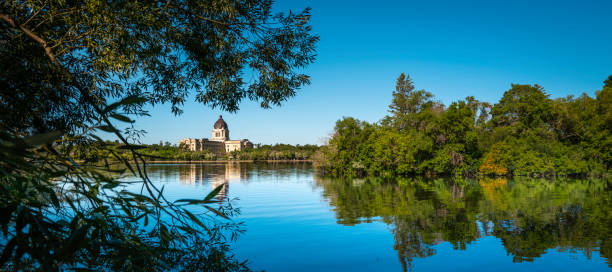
[389,73,416,118]
[388,73,436,131]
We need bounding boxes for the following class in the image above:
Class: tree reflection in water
[315,176,612,271]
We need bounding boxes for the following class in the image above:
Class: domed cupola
[214,115,228,130]
[211,115,229,141]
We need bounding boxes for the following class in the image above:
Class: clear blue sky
[132,0,612,146]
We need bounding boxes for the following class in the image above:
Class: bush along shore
[314,74,612,179]
[226,144,318,161]
[70,141,317,163]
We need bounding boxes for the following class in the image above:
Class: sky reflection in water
[141,162,611,272]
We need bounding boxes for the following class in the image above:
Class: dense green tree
[604,75,612,88]
[229,143,319,161]
[594,83,612,169]
[490,84,553,134]
[430,97,487,174]
[550,94,595,144]
[322,117,376,176]
[316,74,610,177]
[1,0,317,270]
[368,128,433,177]
[480,81,611,176]
[387,73,439,132]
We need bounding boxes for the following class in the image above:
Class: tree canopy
[1,0,318,133]
[316,73,611,178]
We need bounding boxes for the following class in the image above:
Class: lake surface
[142,162,611,271]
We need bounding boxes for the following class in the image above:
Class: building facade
[179,115,253,157]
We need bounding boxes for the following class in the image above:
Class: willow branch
[22,2,47,26]
[1,14,59,65]
[1,13,195,226]
[3,13,146,201]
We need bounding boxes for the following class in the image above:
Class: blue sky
[132,0,612,145]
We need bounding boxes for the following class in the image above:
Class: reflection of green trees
[481,178,612,264]
[315,176,612,268]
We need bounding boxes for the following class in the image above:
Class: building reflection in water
[177,162,247,202]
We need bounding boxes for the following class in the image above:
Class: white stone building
[179,115,253,157]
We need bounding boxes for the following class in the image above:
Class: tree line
[315,74,611,178]
[70,141,317,162]
[227,144,318,161]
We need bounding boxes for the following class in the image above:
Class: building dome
[213,115,228,130]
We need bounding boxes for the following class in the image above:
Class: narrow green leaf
[204,184,225,202]
[103,95,148,114]
[183,209,209,231]
[23,131,62,146]
[102,182,120,189]
[174,198,216,204]
[96,125,118,133]
[49,192,60,208]
[110,113,134,123]
[204,205,229,219]
[159,224,171,245]
[174,199,200,203]
[120,95,148,106]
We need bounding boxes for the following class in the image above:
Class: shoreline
[143,159,313,163]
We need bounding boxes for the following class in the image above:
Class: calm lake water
[142,162,611,271]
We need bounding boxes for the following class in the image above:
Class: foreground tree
[1,0,317,270]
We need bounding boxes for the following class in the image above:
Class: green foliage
[71,141,217,162]
[73,141,319,162]
[316,74,611,177]
[490,84,553,133]
[1,0,318,270]
[368,128,432,177]
[314,117,376,177]
[1,0,318,127]
[604,75,612,88]
[228,144,318,161]
[386,73,439,132]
